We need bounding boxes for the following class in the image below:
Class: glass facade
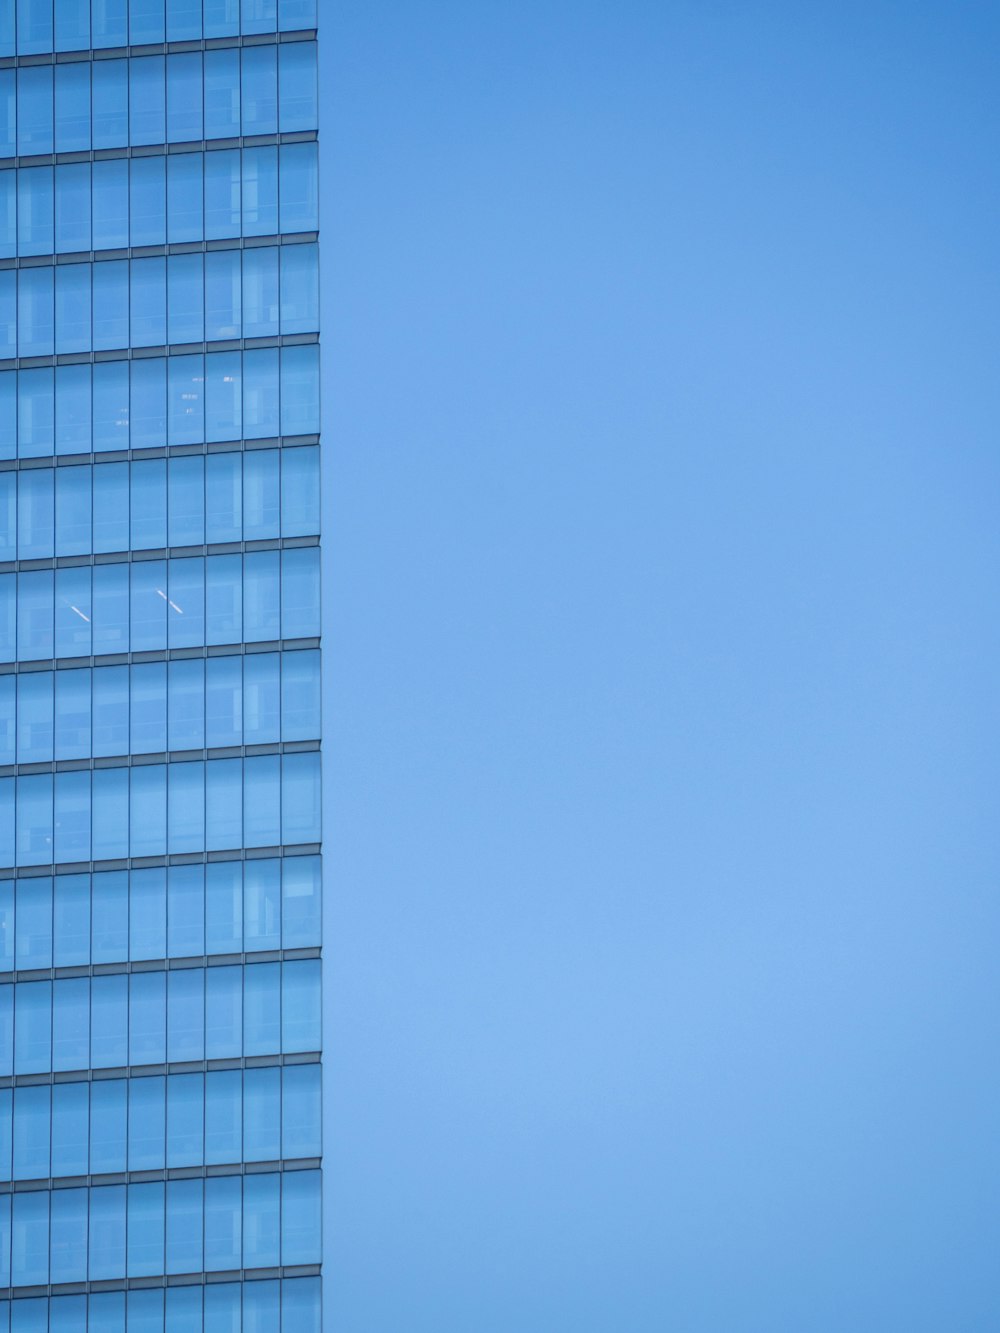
[0,1,322,1325]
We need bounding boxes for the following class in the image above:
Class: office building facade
[0,1,323,1328]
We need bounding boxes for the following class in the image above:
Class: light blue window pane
[129,56,165,146]
[204,653,241,751]
[54,161,91,253]
[52,974,89,1070]
[205,249,241,341]
[243,961,279,1056]
[0,583,12,665]
[0,984,10,1076]
[50,1188,87,1283]
[129,970,166,1065]
[92,360,128,452]
[167,556,205,648]
[168,354,204,445]
[91,871,127,964]
[50,1294,87,1333]
[282,1062,321,1158]
[241,44,277,135]
[16,773,53,868]
[203,1283,240,1333]
[167,251,204,344]
[206,756,241,849]
[53,871,89,965]
[18,266,54,356]
[55,465,92,555]
[16,669,53,762]
[88,1077,126,1173]
[131,660,166,753]
[167,52,202,143]
[17,570,54,659]
[167,760,205,855]
[55,363,91,454]
[168,454,205,546]
[281,648,320,743]
[131,356,167,448]
[88,1292,125,1333]
[282,957,320,1052]
[55,0,89,51]
[166,1071,203,1167]
[0,272,12,352]
[0,0,9,54]
[204,0,238,38]
[11,1192,48,1286]
[167,968,204,1062]
[0,375,12,457]
[12,1084,49,1179]
[53,565,92,658]
[92,0,127,49]
[205,552,242,645]
[166,0,200,40]
[205,860,242,955]
[0,71,11,155]
[92,663,128,756]
[280,242,318,334]
[130,155,166,247]
[167,863,204,957]
[92,757,128,858]
[0,474,11,556]
[242,145,278,237]
[131,458,166,551]
[243,855,279,950]
[167,657,205,750]
[243,1279,280,1333]
[0,678,11,763]
[90,975,128,1069]
[205,148,240,240]
[204,1175,241,1270]
[17,0,52,52]
[165,1286,202,1333]
[15,873,51,966]
[129,0,164,43]
[88,1185,126,1280]
[11,1297,47,1333]
[93,260,128,350]
[205,1068,241,1164]
[242,0,275,35]
[281,546,320,639]
[282,1277,322,1333]
[129,865,166,960]
[17,165,53,254]
[92,59,127,148]
[279,752,320,852]
[53,769,90,863]
[128,1076,165,1171]
[93,462,128,552]
[204,47,239,139]
[17,468,54,560]
[244,550,279,642]
[279,42,317,133]
[204,965,241,1055]
[14,978,51,1073]
[130,255,167,348]
[280,141,318,232]
[51,1080,88,1177]
[281,1169,321,1264]
[166,145,204,244]
[243,1064,279,1161]
[18,367,55,457]
[0,173,13,260]
[280,343,320,435]
[127,1289,163,1333]
[56,262,93,354]
[130,558,168,652]
[244,651,279,744]
[243,448,279,537]
[92,158,129,249]
[165,1178,202,1276]
[242,1173,280,1268]
[242,245,278,337]
[205,353,242,444]
[130,764,167,858]
[54,62,90,149]
[16,67,53,156]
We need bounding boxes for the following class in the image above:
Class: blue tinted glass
[166,0,200,40]
[12,1083,49,1179]
[168,758,205,854]
[244,1279,280,1333]
[55,162,92,252]
[55,62,91,149]
[51,1080,88,1176]
[92,159,129,249]
[282,957,320,1051]
[281,1169,321,1263]
[165,1178,202,1275]
[129,969,166,1064]
[242,245,279,337]
[167,52,202,142]
[93,60,127,148]
[205,148,240,239]
[205,47,239,138]
[242,1173,279,1268]
[167,454,205,545]
[55,0,89,51]
[130,255,166,348]
[243,961,279,1055]
[244,650,280,743]
[167,251,204,344]
[167,1071,203,1166]
[205,1068,241,1163]
[205,859,242,954]
[131,660,166,752]
[279,42,317,132]
[167,967,204,1061]
[165,1286,202,1333]
[204,1174,241,1271]
[53,870,89,964]
[243,449,279,537]
[282,1277,322,1333]
[280,141,318,232]
[130,865,166,960]
[88,1186,126,1280]
[128,1076,165,1171]
[50,1188,88,1282]
[16,0,52,57]
[92,0,127,49]
[280,242,319,334]
[17,66,53,155]
[90,975,127,1069]
[281,344,321,434]
[91,871,127,963]
[281,546,321,639]
[11,1192,48,1285]
[243,1064,279,1160]
[242,0,276,35]
[52,975,89,1070]
[88,1291,125,1333]
[242,146,278,236]
[168,657,205,750]
[282,1062,321,1158]
[92,663,128,756]
[242,45,277,135]
[243,854,279,948]
[55,465,92,555]
[129,0,164,44]
[130,154,166,246]
[206,964,241,1058]
[166,145,204,244]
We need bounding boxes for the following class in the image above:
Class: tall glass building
[0,2,323,1329]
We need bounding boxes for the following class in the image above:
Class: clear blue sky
[321,4,1000,1329]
